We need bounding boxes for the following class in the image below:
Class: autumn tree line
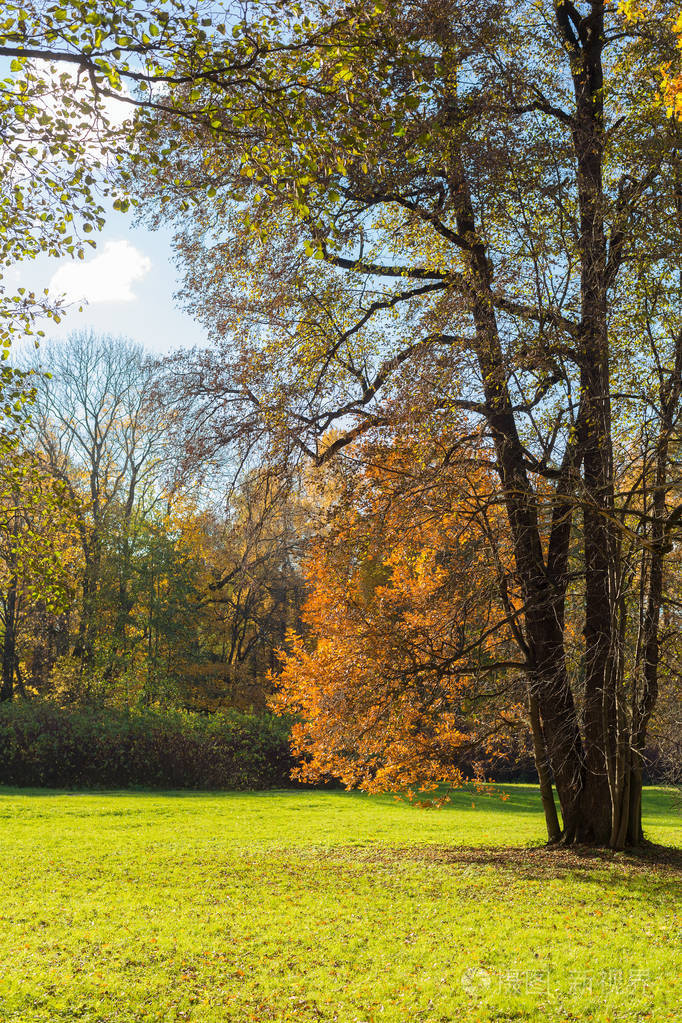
[0,331,305,711]
[1,0,682,844]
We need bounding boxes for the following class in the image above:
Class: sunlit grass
[0,784,679,1022]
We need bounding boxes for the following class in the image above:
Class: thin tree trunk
[1,578,18,702]
[528,691,561,843]
[74,539,101,668]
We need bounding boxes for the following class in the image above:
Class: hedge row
[0,701,297,790]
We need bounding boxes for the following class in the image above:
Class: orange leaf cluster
[271,434,526,797]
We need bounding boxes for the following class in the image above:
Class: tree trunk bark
[551,0,630,848]
[528,691,561,843]
[1,578,18,702]
[448,142,607,845]
[74,539,101,668]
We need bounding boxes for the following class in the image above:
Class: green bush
[0,701,297,790]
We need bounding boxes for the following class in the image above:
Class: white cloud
[50,240,152,304]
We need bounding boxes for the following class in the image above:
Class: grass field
[0,784,679,1023]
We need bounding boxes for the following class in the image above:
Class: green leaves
[0,0,223,355]
[303,239,324,259]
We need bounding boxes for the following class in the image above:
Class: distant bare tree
[27,331,171,666]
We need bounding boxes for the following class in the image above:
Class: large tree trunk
[552,0,633,847]
[450,140,613,845]
[440,7,660,846]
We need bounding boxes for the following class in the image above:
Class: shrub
[0,701,297,790]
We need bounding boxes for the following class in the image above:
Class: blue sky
[9,205,208,357]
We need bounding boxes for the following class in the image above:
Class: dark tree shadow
[299,842,682,891]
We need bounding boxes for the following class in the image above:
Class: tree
[27,331,170,669]
[197,468,307,708]
[132,0,682,846]
[272,427,533,798]
[94,500,206,707]
[15,330,302,712]
[0,445,79,700]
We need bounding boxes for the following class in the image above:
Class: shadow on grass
[298,841,682,885]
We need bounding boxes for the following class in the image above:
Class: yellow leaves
[663,70,682,120]
[621,0,682,119]
[617,0,648,22]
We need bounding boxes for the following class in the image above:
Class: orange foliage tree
[272,429,530,800]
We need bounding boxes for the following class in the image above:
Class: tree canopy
[126,0,682,847]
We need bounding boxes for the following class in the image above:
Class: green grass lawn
[0,784,679,1023]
